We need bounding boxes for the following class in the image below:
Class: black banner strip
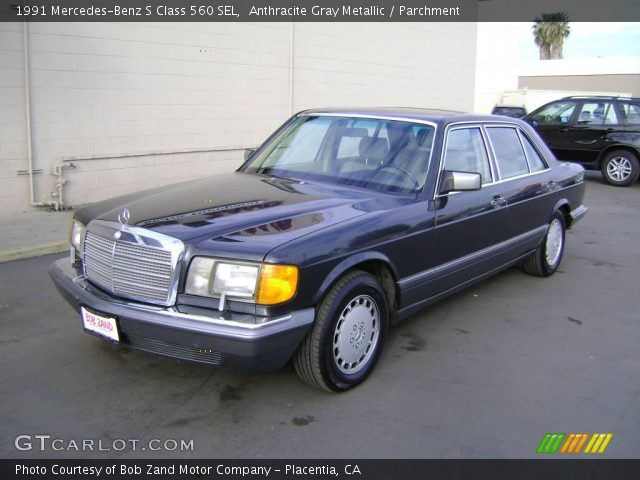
[1,0,639,22]
[3,459,640,480]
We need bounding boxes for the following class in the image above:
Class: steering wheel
[377,165,420,190]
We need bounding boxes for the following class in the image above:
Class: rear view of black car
[525,96,640,186]
[491,105,528,118]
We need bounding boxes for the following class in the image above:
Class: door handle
[491,195,506,208]
[545,181,557,191]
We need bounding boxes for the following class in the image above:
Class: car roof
[561,95,640,101]
[299,107,509,125]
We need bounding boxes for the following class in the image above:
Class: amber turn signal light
[256,264,299,305]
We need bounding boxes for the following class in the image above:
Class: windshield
[242,115,436,194]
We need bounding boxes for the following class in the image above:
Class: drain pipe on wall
[22,22,70,211]
[22,21,42,208]
[289,21,294,116]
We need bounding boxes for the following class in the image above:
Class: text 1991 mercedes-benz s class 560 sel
[50,108,587,391]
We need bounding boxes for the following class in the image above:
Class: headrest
[359,137,388,162]
[341,127,369,138]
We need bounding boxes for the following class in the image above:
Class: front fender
[312,251,399,305]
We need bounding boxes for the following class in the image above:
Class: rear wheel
[523,211,566,277]
[601,150,640,186]
[294,270,389,392]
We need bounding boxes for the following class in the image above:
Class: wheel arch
[313,253,400,317]
[596,144,640,168]
[552,198,572,228]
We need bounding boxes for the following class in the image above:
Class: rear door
[485,125,557,244]
[558,100,622,166]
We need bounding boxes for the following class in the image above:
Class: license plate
[81,307,120,343]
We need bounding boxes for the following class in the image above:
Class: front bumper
[49,259,314,372]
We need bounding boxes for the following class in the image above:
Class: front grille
[123,334,223,365]
[83,223,183,306]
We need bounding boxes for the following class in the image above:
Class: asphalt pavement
[0,173,638,459]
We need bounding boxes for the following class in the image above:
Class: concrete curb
[0,241,68,264]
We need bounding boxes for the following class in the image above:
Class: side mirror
[560,116,569,125]
[439,170,482,195]
[244,148,256,161]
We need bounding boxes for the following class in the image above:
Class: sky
[492,22,640,62]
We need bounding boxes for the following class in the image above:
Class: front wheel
[294,270,389,392]
[601,150,640,186]
[523,212,566,277]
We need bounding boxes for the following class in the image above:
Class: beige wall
[473,23,521,114]
[519,75,640,97]
[0,22,477,214]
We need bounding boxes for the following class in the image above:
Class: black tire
[293,270,389,392]
[523,211,566,277]
[601,149,640,186]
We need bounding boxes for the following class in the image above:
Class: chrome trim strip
[157,309,294,330]
[301,112,439,129]
[398,225,548,289]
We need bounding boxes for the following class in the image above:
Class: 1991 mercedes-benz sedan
[50,108,587,392]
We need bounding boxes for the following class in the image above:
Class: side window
[533,101,576,125]
[619,101,640,125]
[577,101,618,125]
[487,127,529,179]
[443,127,492,184]
[518,131,548,172]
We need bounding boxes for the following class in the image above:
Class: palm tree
[533,13,571,60]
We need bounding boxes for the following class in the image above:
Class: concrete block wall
[0,22,477,215]
[0,23,30,213]
[294,23,477,111]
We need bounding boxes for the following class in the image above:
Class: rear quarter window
[486,127,530,179]
[620,101,640,125]
[518,131,548,172]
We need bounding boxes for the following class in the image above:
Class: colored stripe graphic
[584,433,613,454]
[537,433,565,454]
[538,433,613,454]
[560,433,589,453]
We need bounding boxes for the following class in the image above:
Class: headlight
[185,258,298,306]
[70,220,86,256]
[212,263,259,299]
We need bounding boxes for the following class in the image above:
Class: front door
[427,125,508,299]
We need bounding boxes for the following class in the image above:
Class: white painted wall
[0,22,477,214]
[473,23,521,114]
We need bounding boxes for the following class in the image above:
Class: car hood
[77,172,388,259]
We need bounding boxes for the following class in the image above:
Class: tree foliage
[533,12,571,60]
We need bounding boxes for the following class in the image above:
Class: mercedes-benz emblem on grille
[117,208,130,226]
